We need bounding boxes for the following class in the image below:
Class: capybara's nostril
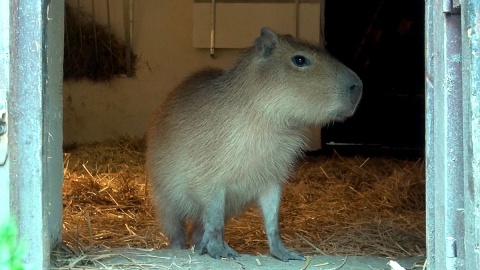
[349,83,363,105]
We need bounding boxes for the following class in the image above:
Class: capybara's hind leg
[258,183,305,261]
[161,208,186,249]
[195,189,240,258]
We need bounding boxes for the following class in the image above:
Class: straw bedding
[58,137,425,263]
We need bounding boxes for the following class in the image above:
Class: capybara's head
[250,28,362,125]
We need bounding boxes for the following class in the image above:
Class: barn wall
[64,0,239,143]
[63,0,323,144]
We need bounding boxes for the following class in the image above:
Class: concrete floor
[60,248,425,270]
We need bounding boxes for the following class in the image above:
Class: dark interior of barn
[321,0,425,158]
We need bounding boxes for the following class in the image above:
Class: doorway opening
[53,1,426,269]
[322,0,425,158]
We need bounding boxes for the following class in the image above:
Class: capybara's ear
[255,27,279,58]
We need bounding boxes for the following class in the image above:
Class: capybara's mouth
[335,101,361,119]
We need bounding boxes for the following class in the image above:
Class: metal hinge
[444,0,461,14]
[0,92,7,166]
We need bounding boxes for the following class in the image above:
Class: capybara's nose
[349,83,363,105]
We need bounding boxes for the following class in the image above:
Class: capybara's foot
[169,237,186,249]
[196,235,240,259]
[270,245,305,262]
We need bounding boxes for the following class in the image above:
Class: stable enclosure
[58,0,427,267]
[2,0,479,270]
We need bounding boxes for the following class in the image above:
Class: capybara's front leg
[259,183,305,261]
[196,189,240,259]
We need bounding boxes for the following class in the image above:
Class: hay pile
[64,4,136,81]
[58,137,425,265]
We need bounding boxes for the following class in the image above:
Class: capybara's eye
[292,55,310,67]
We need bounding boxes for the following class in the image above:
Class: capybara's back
[146,27,362,261]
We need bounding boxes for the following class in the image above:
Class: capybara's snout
[348,79,363,109]
[337,72,363,117]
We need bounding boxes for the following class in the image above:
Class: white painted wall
[64,0,240,143]
[64,0,323,147]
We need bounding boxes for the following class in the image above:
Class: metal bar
[0,0,10,222]
[106,0,113,70]
[123,0,133,76]
[425,1,436,268]
[295,0,299,38]
[77,0,82,48]
[8,1,64,269]
[91,0,98,61]
[9,1,49,269]
[44,0,65,253]
[426,0,464,269]
[442,10,463,270]
[319,0,325,46]
[460,0,480,267]
[129,0,134,47]
[64,4,70,71]
[210,0,216,58]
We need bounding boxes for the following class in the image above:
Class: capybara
[146,27,362,261]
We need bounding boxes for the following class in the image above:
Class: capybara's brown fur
[146,28,362,261]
